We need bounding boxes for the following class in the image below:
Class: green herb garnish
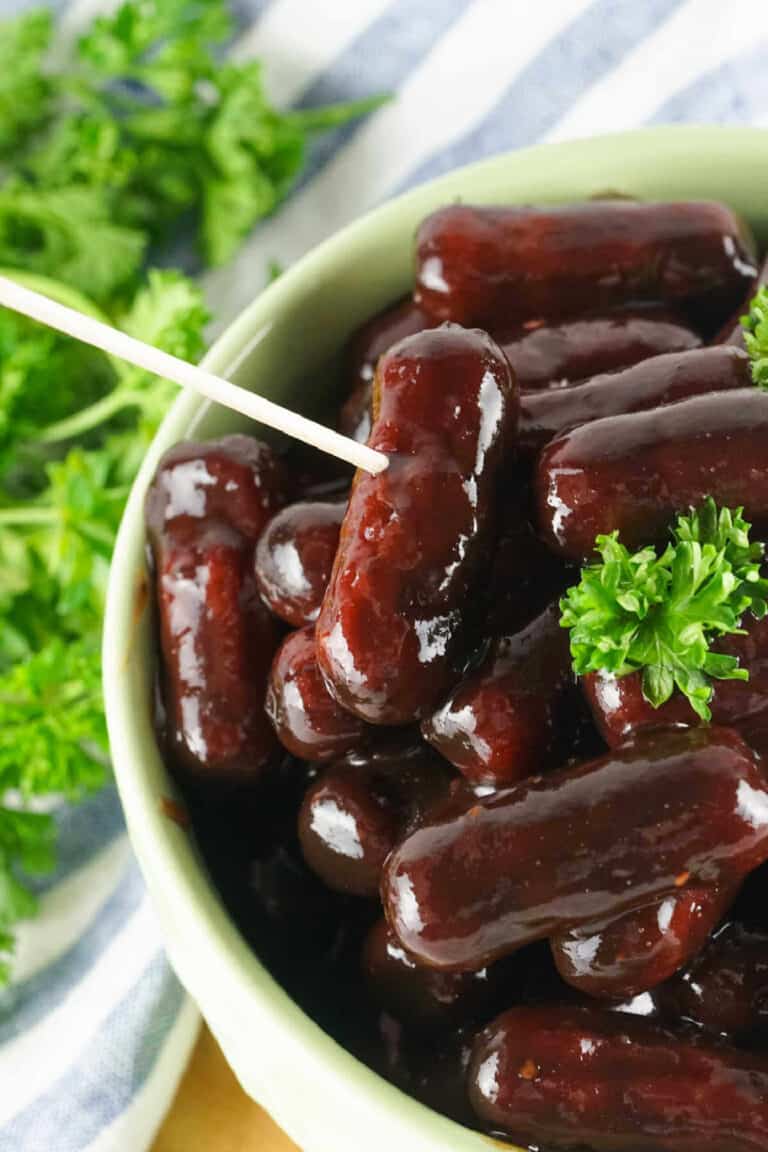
[0,4,385,284]
[560,499,768,722]
[742,284,768,388]
[0,0,383,980]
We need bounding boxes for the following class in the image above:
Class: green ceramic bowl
[103,126,768,1152]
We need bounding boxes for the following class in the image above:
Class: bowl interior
[104,126,768,1152]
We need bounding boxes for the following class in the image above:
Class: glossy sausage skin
[266,627,368,762]
[502,312,700,391]
[382,727,768,970]
[415,202,757,327]
[146,435,287,539]
[468,1004,768,1152]
[422,602,571,787]
[659,922,768,1037]
[298,755,453,896]
[317,325,518,725]
[146,436,286,779]
[299,765,399,897]
[340,299,433,443]
[363,919,494,1020]
[254,501,345,627]
[551,885,735,1000]
[583,613,768,747]
[520,345,750,453]
[537,389,768,561]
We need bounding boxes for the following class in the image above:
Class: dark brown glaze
[520,344,751,453]
[422,602,572,787]
[370,1016,477,1128]
[536,388,768,561]
[254,501,345,627]
[146,437,287,779]
[363,918,495,1021]
[714,254,768,347]
[298,755,453,897]
[659,921,768,1037]
[487,498,574,636]
[382,727,768,971]
[317,325,518,725]
[266,626,368,762]
[468,1004,768,1152]
[583,612,768,747]
[340,299,433,443]
[551,884,736,1000]
[339,729,429,772]
[501,311,701,391]
[415,201,757,328]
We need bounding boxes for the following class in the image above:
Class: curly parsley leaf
[0,10,53,160]
[0,184,146,303]
[0,639,107,798]
[560,499,768,721]
[742,285,768,389]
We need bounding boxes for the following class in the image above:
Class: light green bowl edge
[103,125,768,1151]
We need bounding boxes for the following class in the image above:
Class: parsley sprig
[742,285,768,388]
[561,500,768,721]
[0,0,384,980]
[0,4,386,290]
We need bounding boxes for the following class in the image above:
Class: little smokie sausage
[537,389,768,561]
[415,201,757,328]
[146,436,286,779]
[469,1004,768,1152]
[501,311,700,391]
[583,612,768,747]
[255,501,345,627]
[317,325,518,725]
[658,921,768,1037]
[422,602,571,787]
[266,626,368,762]
[551,884,736,1000]
[299,754,453,897]
[343,311,700,442]
[382,727,768,971]
[520,344,750,453]
[299,765,401,897]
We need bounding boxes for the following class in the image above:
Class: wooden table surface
[152,1026,298,1152]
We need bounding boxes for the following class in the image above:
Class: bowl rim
[103,124,768,1151]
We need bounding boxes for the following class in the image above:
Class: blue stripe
[0,0,68,11]
[23,786,126,897]
[231,0,274,22]
[0,953,184,1152]
[0,862,142,1039]
[395,0,686,196]
[650,47,768,125]
[291,0,471,191]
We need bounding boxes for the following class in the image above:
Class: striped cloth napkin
[0,1,766,1149]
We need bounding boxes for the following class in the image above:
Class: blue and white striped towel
[0,1,766,1149]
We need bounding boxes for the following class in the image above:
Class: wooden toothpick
[0,275,389,476]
